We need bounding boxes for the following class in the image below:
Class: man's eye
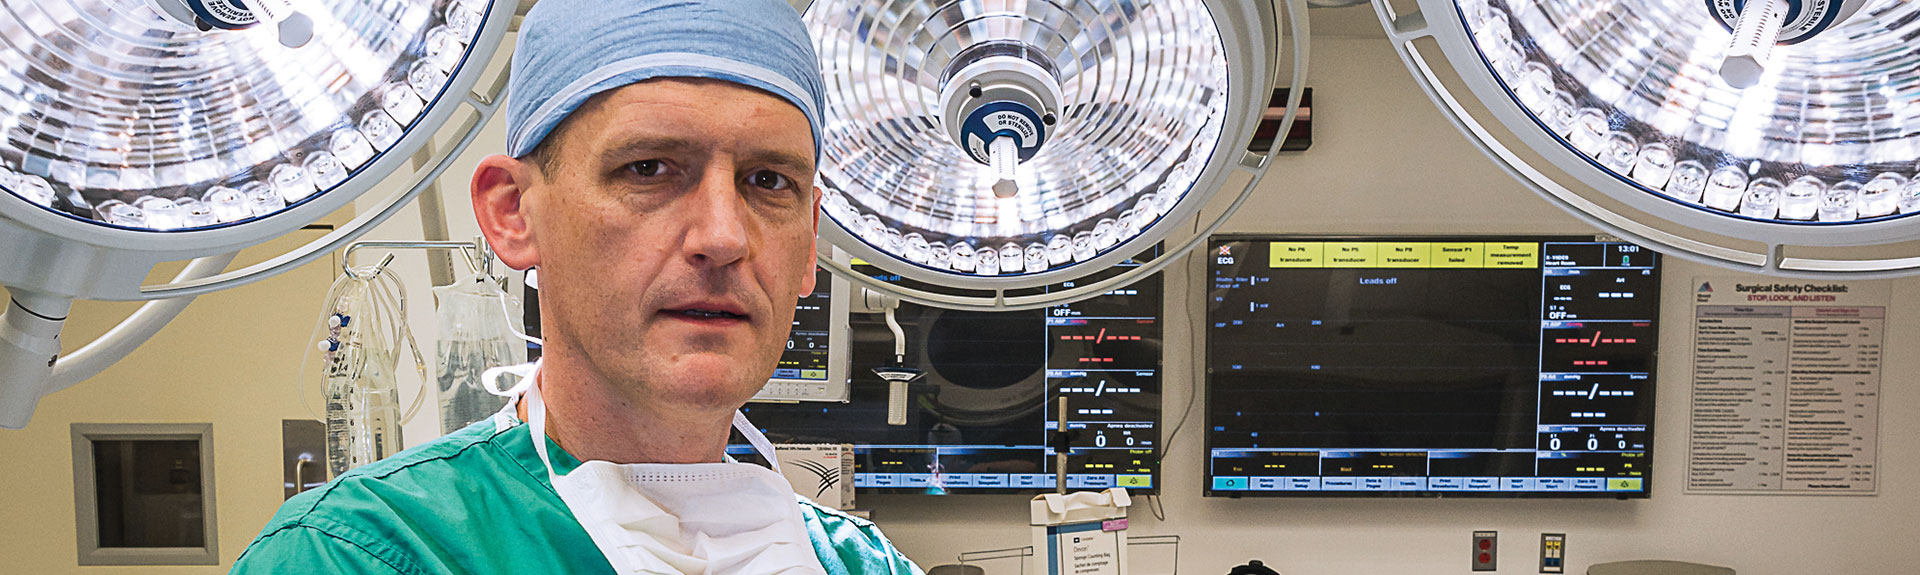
[749,170,793,191]
[625,160,669,178]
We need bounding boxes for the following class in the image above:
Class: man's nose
[682,165,751,267]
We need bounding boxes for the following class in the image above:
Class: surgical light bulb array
[0,0,489,232]
[1459,0,1920,225]
[806,0,1232,278]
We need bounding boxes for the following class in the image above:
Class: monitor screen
[735,253,1164,494]
[755,267,852,402]
[780,267,833,381]
[1203,236,1660,497]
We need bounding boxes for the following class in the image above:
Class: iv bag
[434,275,524,434]
[322,281,407,477]
[339,348,404,473]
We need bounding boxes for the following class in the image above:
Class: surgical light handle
[1719,0,1788,88]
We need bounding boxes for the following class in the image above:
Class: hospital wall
[0,34,1914,574]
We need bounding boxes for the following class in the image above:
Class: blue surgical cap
[505,0,826,160]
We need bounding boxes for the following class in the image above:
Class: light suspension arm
[48,254,238,391]
[0,251,231,429]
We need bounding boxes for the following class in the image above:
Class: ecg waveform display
[1204,237,1660,497]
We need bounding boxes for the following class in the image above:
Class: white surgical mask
[486,362,828,575]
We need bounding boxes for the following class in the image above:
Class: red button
[1479,540,1491,550]
[1479,553,1491,563]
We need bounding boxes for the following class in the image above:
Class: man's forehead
[595,79,806,119]
[572,81,816,169]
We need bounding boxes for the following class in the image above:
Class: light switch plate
[1472,531,1498,572]
[1540,533,1566,573]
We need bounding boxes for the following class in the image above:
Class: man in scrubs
[232,1,922,573]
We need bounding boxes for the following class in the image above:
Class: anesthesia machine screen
[1205,236,1661,497]
[737,254,1165,494]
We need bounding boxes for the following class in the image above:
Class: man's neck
[518,353,735,464]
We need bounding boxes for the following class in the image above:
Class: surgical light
[800,0,1308,308]
[0,0,514,428]
[1373,0,1920,276]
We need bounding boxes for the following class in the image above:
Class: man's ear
[472,154,540,271]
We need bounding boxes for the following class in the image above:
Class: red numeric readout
[1059,328,1144,344]
[1552,330,1639,346]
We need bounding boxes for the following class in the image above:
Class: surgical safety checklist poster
[1687,278,1887,495]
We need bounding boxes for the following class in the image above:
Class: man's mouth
[662,300,752,324]
[672,308,747,320]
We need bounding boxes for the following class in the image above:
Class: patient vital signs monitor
[738,254,1164,494]
[1204,236,1661,497]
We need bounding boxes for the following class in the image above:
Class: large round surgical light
[0,0,498,235]
[1373,0,1920,276]
[801,0,1304,307]
[0,0,513,428]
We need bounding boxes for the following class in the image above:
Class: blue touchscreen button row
[1012,474,1055,488]
[1321,477,1361,490]
[1080,474,1115,488]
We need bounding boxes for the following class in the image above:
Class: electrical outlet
[1540,533,1566,573]
[1472,531,1498,572]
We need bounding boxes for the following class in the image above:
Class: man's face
[516,78,818,411]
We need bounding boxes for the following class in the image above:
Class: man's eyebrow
[740,148,816,175]
[595,134,814,174]
[597,134,704,165]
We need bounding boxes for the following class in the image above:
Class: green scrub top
[233,413,923,575]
